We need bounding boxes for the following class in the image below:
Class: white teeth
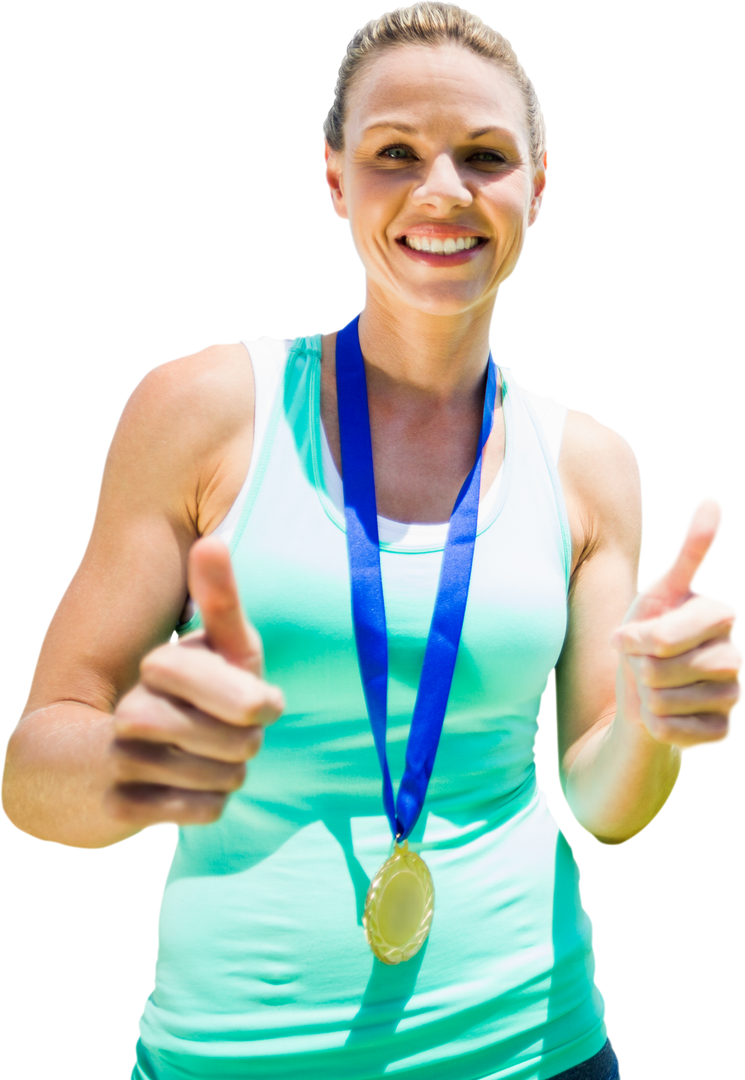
[404,235,481,253]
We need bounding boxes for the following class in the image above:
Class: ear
[325,142,349,220]
[528,151,547,227]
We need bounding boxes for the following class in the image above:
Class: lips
[395,223,488,240]
[397,237,483,251]
[395,235,488,266]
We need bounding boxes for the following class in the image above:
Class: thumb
[187,536,263,674]
[651,500,721,605]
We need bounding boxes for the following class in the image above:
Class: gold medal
[363,841,434,965]
[337,322,494,967]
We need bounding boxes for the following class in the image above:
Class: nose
[411,153,472,213]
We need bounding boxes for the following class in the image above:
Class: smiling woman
[2,4,739,1080]
[326,30,543,321]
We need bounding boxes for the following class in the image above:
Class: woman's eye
[377,145,412,159]
[377,144,505,163]
[470,151,505,163]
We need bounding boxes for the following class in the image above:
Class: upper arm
[555,409,641,780]
[23,343,254,717]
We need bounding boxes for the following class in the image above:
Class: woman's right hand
[107,537,284,827]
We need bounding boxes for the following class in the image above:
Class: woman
[3,4,739,1078]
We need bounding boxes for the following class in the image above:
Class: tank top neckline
[302,328,509,552]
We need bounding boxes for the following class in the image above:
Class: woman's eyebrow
[361,121,519,141]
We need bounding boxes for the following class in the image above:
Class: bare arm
[548,406,682,842]
[5,705,131,848]
[2,344,282,848]
[550,408,738,846]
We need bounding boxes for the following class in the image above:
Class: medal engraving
[363,842,434,965]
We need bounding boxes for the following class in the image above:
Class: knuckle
[638,655,660,686]
[181,790,224,820]
[716,686,738,712]
[237,687,267,725]
[140,644,177,683]
[114,699,162,741]
[713,602,736,626]
[194,795,227,824]
[178,801,204,825]
[697,641,740,680]
[645,689,667,717]
[652,626,679,656]
[237,726,264,760]
[258,688,285,725]
[631,624,671,658]
[225,763,247,792]
[114,707,147,740]
[721,600,738,626]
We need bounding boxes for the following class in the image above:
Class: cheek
[354,171,399,213]
[346,170,408,237]
[482,173,533,223]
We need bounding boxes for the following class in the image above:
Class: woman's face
[326,43,546,318]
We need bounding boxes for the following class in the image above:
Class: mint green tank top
[134,335,607,1080]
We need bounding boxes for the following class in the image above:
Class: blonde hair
[324,2,546,167]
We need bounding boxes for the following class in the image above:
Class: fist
[613,492,738,751]
[106,537,284,826]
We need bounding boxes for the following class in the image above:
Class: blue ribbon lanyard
[335,316,497,843]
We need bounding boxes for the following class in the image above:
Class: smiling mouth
[398,235,486,254]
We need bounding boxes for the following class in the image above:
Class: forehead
[346,42,528,146]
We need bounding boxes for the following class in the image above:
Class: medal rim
[363,842,434,965]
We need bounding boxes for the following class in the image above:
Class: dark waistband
[546,1036,621,1080]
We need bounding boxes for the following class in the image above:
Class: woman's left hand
[611,501,740,748]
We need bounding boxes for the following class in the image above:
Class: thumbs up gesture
[107,538,284,826]
[612,502,740,748]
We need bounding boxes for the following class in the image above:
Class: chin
[394,283,494,318]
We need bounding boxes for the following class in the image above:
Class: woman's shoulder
[559,407,641,571]
[560,408,639,500]
[109,342,257,538]
[129,342,254,442]
[131,333,301,422]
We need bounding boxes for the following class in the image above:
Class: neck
[357,284,496,407]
